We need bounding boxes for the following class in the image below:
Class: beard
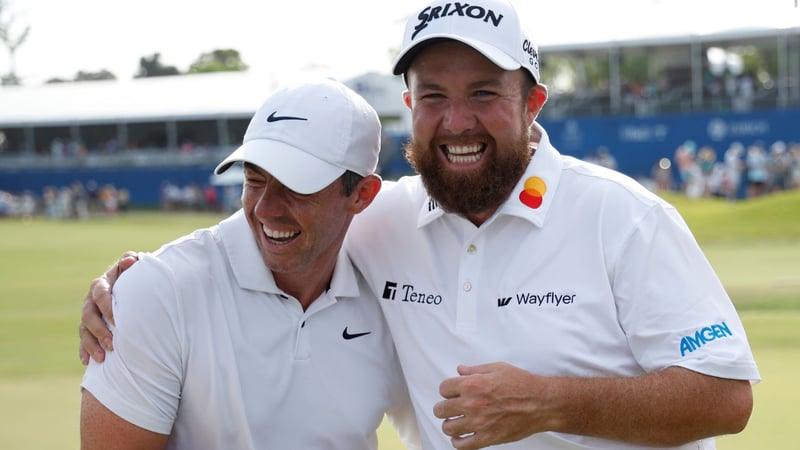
[404,129,532,217]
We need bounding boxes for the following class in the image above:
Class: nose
[443,99,475,135]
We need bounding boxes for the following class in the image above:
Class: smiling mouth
[263,225,299,244]
[443,143,485,164]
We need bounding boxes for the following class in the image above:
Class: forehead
[242,162,340,196]
[243,162,268,176]
[406,40,524,90]
[410,40,500,72]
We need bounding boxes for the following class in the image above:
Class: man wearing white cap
[80,0,759,449]
[79,78,420,450]
[347,1,758,449]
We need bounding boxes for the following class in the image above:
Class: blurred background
[1,0,799,210]
[0,0,798,449]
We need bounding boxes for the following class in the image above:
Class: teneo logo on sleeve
[679,322,733,357]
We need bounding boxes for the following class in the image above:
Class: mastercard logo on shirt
[519,176,546,209]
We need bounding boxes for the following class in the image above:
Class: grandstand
[1,25,798,209]
[0,71,409,207]
[540,26,800,117]
[532,25,800,182]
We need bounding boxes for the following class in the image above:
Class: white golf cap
[393,0,540,83]
[215,78,381,194]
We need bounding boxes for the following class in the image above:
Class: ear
[351,174,382,214]
[526,83,548,124]
[402,90,412,110]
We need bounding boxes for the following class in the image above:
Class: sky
[1,0,799,86]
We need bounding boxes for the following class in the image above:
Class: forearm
[545,366,753,446]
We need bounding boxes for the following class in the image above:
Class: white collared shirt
[82,210,420,450]
[346,124,760,450]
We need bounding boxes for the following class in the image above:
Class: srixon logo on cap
[411,2,504,40]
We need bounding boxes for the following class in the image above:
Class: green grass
[717,311,800,449]
[661,190,800,243]
[1,190,798,449]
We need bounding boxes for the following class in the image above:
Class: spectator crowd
[0,180,129,219]
[0,180,236,219]
[3,139,798,220]
[666,140,800,200]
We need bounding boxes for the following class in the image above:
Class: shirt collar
[417,122,563,228]
[219,210,361,300]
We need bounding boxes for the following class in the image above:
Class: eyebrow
[415,78,504,93]
[242,163,266,177]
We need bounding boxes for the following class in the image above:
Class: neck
[273,256,337,311]
[464,208,498,227]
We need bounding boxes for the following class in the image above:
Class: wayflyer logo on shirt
[519,176,546,209]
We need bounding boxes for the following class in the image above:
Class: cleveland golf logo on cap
[411,2,505,40]
[523,39,539,71]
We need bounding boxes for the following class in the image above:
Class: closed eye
[472,89,498,99]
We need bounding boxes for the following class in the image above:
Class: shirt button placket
[456,241,480,328]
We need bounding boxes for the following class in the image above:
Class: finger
[450,432,480,450]
[114,251,139,278]
[99,252,138,324]
[78,323,106,363]
[91,275,115,326]
[444,416,486,450]
[439,375,463,399]
[78,335,90,366]
[433,398,458,419]
[457,362,497,376]
[82,292,114,351]
[441,414,470,437]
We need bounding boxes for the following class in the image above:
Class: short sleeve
[80,254,185,433]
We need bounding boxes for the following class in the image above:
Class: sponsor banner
[539,107,800,179]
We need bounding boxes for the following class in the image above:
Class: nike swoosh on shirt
[342,327,371,340]
[266,111,308,122]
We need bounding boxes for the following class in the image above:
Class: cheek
[240,189,259,211]
[306,200,352,242]
[485,111,525,139]
[411,108,439,137]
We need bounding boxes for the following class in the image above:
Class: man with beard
[80,0,759,449]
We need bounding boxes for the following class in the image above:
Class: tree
[135,52,180,78]
[44,69,116,84]
[75,69,116,82]
[187,49,248,74]
[0,0,30,86]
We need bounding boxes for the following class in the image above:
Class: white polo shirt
[81,210,420,450]
[346,125,760,450]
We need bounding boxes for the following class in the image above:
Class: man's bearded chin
[404,131,532,217]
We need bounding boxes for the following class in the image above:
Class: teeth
[263,226,298,240]
[447,144,482,155]
[449,153,481,163]
[445,144,483,164]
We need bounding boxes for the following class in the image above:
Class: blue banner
[539,107,800,179]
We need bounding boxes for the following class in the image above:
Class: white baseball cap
[393,0,540,83]
[215,78,381,194]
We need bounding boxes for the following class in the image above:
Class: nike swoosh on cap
[266,111,308,122]
[342,327,371,340]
